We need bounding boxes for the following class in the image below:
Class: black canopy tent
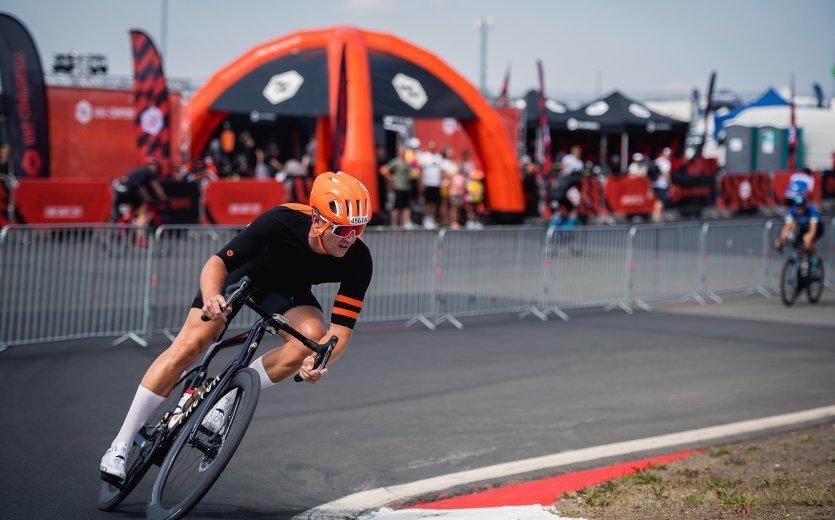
[512,89,571,126]
[566,91,687,172]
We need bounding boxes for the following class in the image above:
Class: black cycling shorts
[793,222,825,245]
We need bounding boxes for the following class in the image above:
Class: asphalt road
[1,293,833,519]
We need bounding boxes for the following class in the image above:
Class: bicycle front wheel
[780,259,800,306]
[807,261,825,303]
[147,368,260,520]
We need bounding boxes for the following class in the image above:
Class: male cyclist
[775,193,824,276]
[121,156,168,230]
[100,171,373,482]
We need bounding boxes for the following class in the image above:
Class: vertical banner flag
[787,74,797,171]
[536,60,551,176]
[0,13,50,177]
[689,70,716,164]
[536,60,551,217]
[495,63,511,108]
[130,29,171,176]
[331,43,347,172]
[683,88,701,161]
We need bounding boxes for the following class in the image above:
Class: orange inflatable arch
[188,26,523,214]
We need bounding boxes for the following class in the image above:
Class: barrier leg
[405,315,436,330]
[113,332,149,348]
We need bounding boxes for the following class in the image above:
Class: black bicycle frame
[176,276,337,442]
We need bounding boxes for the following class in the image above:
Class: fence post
[519,228,551,321]
[431,228,463,329]
[605,225,637,313]
[752,220,775,297]
[405,229,439,330]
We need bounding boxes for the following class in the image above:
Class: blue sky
[3,0,834,103]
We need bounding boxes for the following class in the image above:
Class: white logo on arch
[392,73,428,110]
[263,70,304,105]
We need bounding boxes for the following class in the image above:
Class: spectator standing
[380,145,415,228]
[650,147,672,222]
[418,140,443,229]
[628,153,648,177]
[439,146,459,226]
[0,144,11,176]
[521,159,540,218]
[560,145,584,176]
[375,145,391,222]
[253,148,271,180]
[465,168,485,229]
[266,142,284,177]
[448,159,467,229]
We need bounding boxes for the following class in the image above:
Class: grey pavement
[1,293,834,519]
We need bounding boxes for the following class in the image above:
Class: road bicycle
[778,241,825,306]
[98,276,337,519]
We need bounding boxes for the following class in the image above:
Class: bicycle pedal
[100,471,125,488]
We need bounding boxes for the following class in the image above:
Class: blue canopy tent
[713,87,788,139]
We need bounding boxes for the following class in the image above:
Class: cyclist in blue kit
[101,171,373,482]
[775,193,824,276]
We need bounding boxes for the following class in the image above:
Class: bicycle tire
[147,368,260,520]
[779,259,799,306]
[807,262,825,303]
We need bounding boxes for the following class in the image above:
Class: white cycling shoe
[201,390,237,435]
[100,442,129,481]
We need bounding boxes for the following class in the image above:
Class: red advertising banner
[202,180,288,225]
[771,170,821,203]
[14,178,112,224]
[604,176,655,216]
[579,176,607,218]
[47,86,181,180]
[717,172,772,212]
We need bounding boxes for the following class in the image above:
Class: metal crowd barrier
[1,219,833,351]
[0,224,152,349]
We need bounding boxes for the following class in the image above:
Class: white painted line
[295,405,835,519]
[357,505,585,520]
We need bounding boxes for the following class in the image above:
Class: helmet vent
[329,200,339,215]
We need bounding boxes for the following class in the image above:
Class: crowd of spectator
[378,138,485,229]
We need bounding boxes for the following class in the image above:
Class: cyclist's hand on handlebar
[298,354,327,384]
[202,294,231,322]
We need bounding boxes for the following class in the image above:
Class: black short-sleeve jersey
[215,205,372,328]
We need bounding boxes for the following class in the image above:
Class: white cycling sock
[250,356,277,389]
[112,385,166,446]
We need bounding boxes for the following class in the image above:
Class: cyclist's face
[314,217,357,257]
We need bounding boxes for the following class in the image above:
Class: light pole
[475,16,494,98]
[160,0,169,64]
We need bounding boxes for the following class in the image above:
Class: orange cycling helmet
[310,171,372,226]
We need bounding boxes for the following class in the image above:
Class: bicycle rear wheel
[807,261,825,303]
[780,259,800,306]
[147,368,260,520]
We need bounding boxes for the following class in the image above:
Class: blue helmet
[784,179,809,201]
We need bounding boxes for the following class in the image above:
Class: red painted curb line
[414,450,697,509]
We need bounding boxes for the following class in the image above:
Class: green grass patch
[709,448,730,458]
